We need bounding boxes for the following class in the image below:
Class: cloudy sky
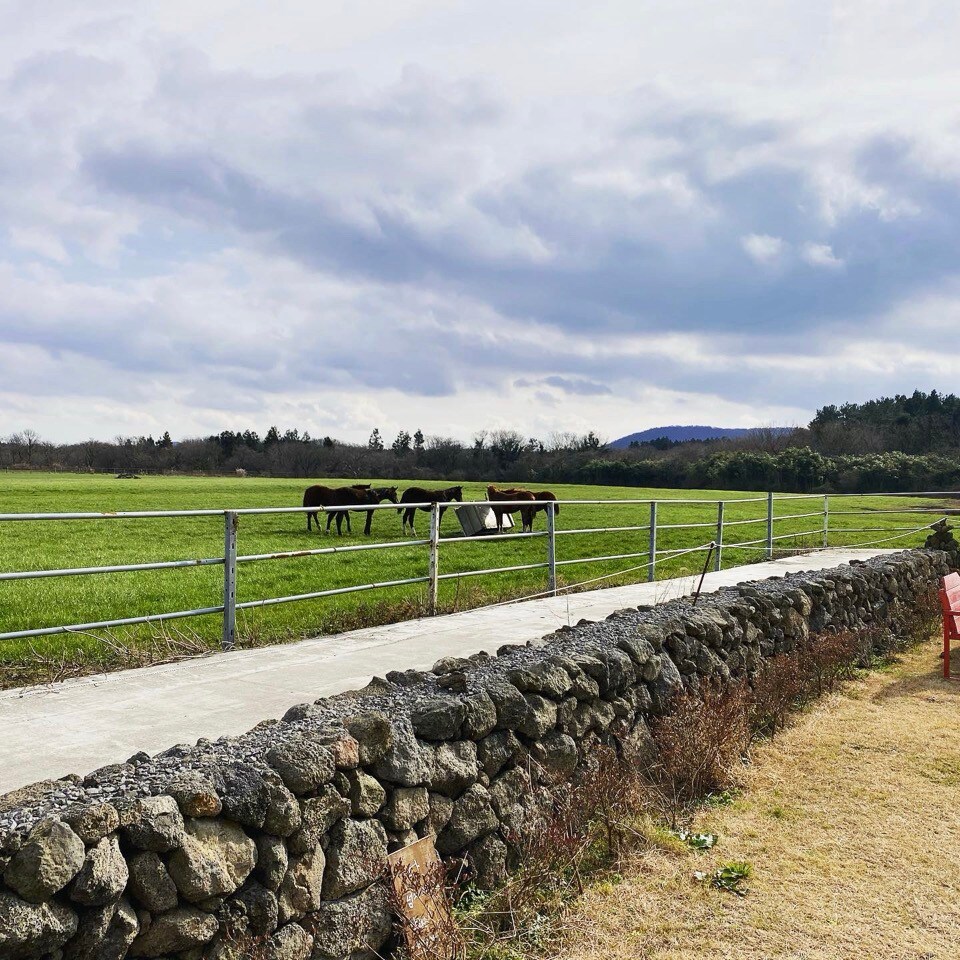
[3,1,960,445]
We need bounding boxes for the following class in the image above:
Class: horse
[398,486,464,535]
[303,485,398,535]
[530,490,561,522]
[486,485,537,533]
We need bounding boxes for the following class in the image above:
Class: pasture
[0,472,946,687]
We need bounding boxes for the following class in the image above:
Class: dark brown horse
[398,486,464,535]
[486,485,537,533]
[530,490,560,522]
[303,485,398,535]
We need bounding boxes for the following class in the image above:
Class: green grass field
[0,472,948,687]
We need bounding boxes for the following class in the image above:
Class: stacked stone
[0,547,949,960]
[925,520,960,568]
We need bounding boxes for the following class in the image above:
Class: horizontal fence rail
[0,492,952,649]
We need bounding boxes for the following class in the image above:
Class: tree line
[5,389,960,493]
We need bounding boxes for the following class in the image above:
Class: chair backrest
[940,575,960,637]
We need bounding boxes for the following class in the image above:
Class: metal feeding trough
[454,504,513,536]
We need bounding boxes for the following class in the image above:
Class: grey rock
[168,776,222,818]
[263,775,303,837]
[231,880,279,936]
[255,834,289,891]
[369,718,431,786]
[322,818,389,899]
[382,786,430,830]
[129,906,219,956]
[288,784,350,856]
[518,693,558,739]
[344,712,394,765]
[410,696,466,740]
[530,731,579,777]
[429,740,479,797]
[63,802,120,844]
[69,834,128,906]
[122,795,186,852]
[265,922,314,960]
[215,766,271,830]
[168,817,257,903]
[63,897,138,960]
[461,689,498,739]
[508,660,572,698]
[267,737,336,795]
[128,851,178,912]
[436,783,499,855]
[0,889,78,960]
[477,730,522,778]
[425,792,454,835]
[307,884,392,960]
[4,819,86,901]
[277,847,326,923]
[348,770,387,817]
[470,832,508,888]
[487,679,531,731]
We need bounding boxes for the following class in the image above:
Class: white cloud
[801,242,844,269]
[741,233,786,264]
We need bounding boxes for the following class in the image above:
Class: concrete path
[0,549,895,795]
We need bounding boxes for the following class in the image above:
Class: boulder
[63,897,138,960]
[122,795,186,852]
[0,889,78,960]
[128,851,178,912]
[307,884,392,960]
[344,712,394,765]
[129,906,218,956]
[348,770,387,817]
[381,786,430,831]
[168,818,257,903]
[436,784,499,855]
[4,819,86,901]
[277,847,326,923]
[69,834,129,906]
[322,818,389,899]
[288,784,351,856]
[267,737,336,795]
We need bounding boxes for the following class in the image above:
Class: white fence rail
[0,492,953,650]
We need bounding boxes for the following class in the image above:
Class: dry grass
[558,639,960,960]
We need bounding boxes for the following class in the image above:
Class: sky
[3,1,960,445]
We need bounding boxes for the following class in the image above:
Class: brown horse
[398,486,464,535]
[303,485,398,535]
[530,490,561,522]
[486,485,537,532]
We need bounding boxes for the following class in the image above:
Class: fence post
[766,491,774,559]
[546,500,557,596]
[648,501,657,582]
[222,511,238,651]
[823,494,829,549]
[716,501,724,572]
[428,502,440,615]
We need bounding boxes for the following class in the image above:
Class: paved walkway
[0,549,894,795]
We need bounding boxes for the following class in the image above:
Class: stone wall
[0,548,948,960]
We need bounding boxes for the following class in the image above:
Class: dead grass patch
[557,638,960,960]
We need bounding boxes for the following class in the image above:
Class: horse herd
[301,483,560,536]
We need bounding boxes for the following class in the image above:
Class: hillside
[610,425,759,447]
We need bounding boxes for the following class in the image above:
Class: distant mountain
[609,425,784,448]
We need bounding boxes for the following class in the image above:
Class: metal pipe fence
[0,492,952,649]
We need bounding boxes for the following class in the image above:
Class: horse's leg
[325,511,333,534]
[306,510,312,532]
[345,511,352,534]
[364,509,373,536]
